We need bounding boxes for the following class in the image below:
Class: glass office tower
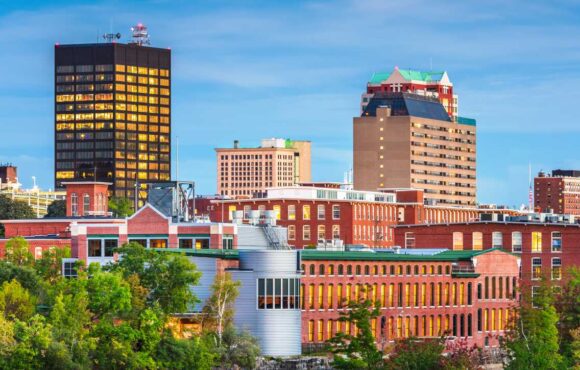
[54,43,171,200]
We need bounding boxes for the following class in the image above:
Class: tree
[327,298,384,370]
[0,261,40,292]
[386,337,444,370]
[202,272,240,344]
[106,242,201,315]
[0,279,36,321]
[0,194,35,237]
[86,267,132,320]
[555,267,580,366]
[108,197,134,218]
[216,326,260,369]
[155,335,217,370]
[34,247,71,284]
[4,237,34,267]
[503,281,563,369]
[44,200,66,218]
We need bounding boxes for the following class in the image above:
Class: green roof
[456,116,477,126]
[369,69,446,84]
[300,248,506,262]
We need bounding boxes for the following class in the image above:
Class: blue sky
[1,0,579,207]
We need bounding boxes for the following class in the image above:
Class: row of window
[257,278,300,309]
[304,263,451,277]
[532,257,562,280]
[301,282,477,310]
[70,192,107,216]
[56,64,169,76]
[56,93,169,105]
[306,309,512,343]
[404,231,563,252]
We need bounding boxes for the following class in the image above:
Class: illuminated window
[532,258,542,280]
[532,232,542,252]
[303,205,311,220]
[452,232,463,250]
[288,205,296,220]
[472,232,483,250]
[317,225,325,240]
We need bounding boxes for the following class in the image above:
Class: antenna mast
[130,23,151,46]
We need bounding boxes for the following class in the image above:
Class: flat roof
[300,248,506,262]
[395,221,580,228]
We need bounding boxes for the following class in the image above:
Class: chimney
[234,140,239,149]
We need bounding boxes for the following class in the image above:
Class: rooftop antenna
[130,23,150,46]
[102,32,121,43]
[176,136,179,181]
[528,162,533,211]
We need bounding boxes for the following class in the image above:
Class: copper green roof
[299,248,507,262]
[369,69,446,84]
[456,116,476,126]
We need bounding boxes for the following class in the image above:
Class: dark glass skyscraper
[54,42,171,199]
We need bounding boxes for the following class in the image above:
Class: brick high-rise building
[353,93,476,207]
[54,39,171,199]
[535,170,580,215]
[362,67,458,121]
[215,138,311,198]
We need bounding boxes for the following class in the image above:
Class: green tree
[155,335,217,370]
[8,315,55,370]
[86,267,132,319]
[0,261,39,292]
[202,272,240,344]
[108,197,134,218]
[504,281,563,369]
[215,326,260,369]
[34,247,71,284]
[0,280,36,321]
[327,298,384,370]
[0,194,35,237]
[106,242,201,315]
[44,200,66,218]
[4,237,34,267]
[386,337,444,370]
[555,267,580,366]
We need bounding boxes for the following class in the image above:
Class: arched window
[437,265,442,275]
[337,264,344,275]
[484,277,489,299]
[445,266,450,275]
[346,284,352,303]
[309,264,315,275]
[328,264,334,275]
[347,265,352,275]
[373,265,378,275]
[319,264,325,276]
[406,265,411,275]
[327,284,333,308]
[491,277,496,299]
[414,265,419,275]
[355,265,361,275]
[308,320,314,341]
[364,265,370,275]
[337,284,343,307]
[499,277,503,299]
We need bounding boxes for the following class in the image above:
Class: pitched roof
[369,69,447,85]
[362,92,451,121]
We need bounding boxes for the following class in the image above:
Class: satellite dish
[116,33,121,39]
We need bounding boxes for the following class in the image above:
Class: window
[88,240,101,257]
[532,232,542,253]
[71,193,78,216]
[492,232,503,248]
[150,239,167,248]
[532,258,542,280]
[179,239,193,248]
[303,225,311,241]
[552,258,562,280]
[512,232,522,253]
[472,232,483,250]
[317,205,325,220]
[452,232,463,250]
[273,205,281,220]
[551,232,562,252]
[317,225,326,240]
[288,205,296,220]
[257,278,300,310]
[303,205,311,220]
[332,205,340,220]
[288,225,296,240]
[222,236,234,250]
[404,232,415,248]
[332,225,340,239]
[62,259,78,278]
[531,286,540,308]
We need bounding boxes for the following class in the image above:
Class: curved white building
[230,250,302,356]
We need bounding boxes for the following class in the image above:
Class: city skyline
[1,0,580,207]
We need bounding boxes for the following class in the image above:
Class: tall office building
[215,138,311,198]
[54,31,171,199]
[535,170,580,215]
[362,67,458,121]
[353,92,476,207]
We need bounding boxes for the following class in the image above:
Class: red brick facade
[299,249,519,348]
[394,222,580,287]
[202,198,518,249]
[535,176,580,216]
